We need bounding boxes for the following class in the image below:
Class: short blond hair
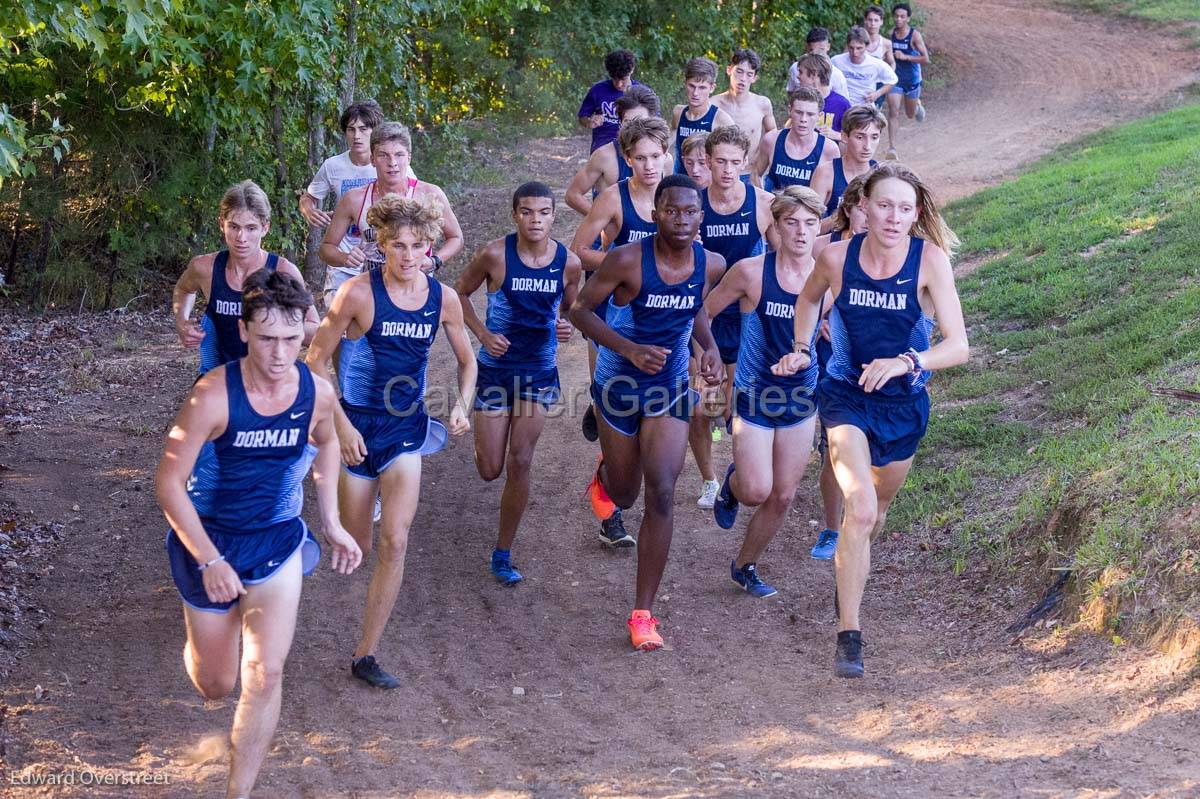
[704,124,751,158]
[770,185,824,222]
[366,195,443,245]
[680,132,709,158]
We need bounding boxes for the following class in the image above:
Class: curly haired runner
[157,270,361,799]
[305,195,477,690]
[773,163,968,678]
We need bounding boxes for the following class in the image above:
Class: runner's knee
[476,451,505,482]
[239,657,284,696]
[843,492,878,533]
[375,529,409,565]
[737,474,772,507]
[504,445,536,478]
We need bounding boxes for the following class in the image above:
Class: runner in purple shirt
[578,49,639,152]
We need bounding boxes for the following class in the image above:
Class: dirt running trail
[3,2,1199,797]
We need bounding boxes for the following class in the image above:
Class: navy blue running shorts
[590,377,696,437]
[816,377,929,467]
[342,404,448,480]
[166,517,320,614]
[733,383,818,430]
[474,363,561,411]
[711,314,741,366]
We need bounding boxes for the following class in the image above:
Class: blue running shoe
[490,549,523,585]
[713,463,739,529]
[730,561,778,598]
[811,529,839,560]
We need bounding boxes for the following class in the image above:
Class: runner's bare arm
[276,258,321,344]
[751,130,777,184]
[758,188,780,251]
[319,189,366,268]
[155,371,245,602]
[774,246,836,375]
[692,249,726,385]
[761,97,778,135]
[309,376,361,575]
[453,238,509,356]
[304,279,368,464]
[702,255,750,320]
[909,30,930,64]
[569,185,620,272]
[299,191,331,228]
[439,283,478,435]
[713,108,736,130]
[557,250,584,341]
[172,255,212,347]
[565,148,608,217]
[428,184,465,267]
[916,245,968,370]
[568,245,654,367]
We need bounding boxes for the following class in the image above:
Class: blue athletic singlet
[595,238,706,391]
[734,253,818,396]
[892,29,922,89]
[479,234,567,371]
[613,180,656,248]
[826,159,877,218]
[830,229,844,243]
[341,268,443,416]
[765,132,826,190]
[186,360,317,533]
[199,251,280,374]
[826,233,932,398]
[674,105,719,174]
[702,186,764,362]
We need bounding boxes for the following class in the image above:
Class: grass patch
[890,103,1200,640]
[1064,0,1200,43]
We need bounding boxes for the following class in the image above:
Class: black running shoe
[834,630,864,679]
[598,508,635,548]
[351,655,401,689]
[582,405,599,442]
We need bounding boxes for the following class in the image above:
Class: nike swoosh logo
[403,441,414,447]
[688,283,700,288]
[740,211,752,217]
[536,386,554,392]
[424,310,436,316]
[267,560,280,568]
[896,278,913,285]
[290,411,306,419]
[549,269,561,274]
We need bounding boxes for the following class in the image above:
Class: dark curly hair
[604,49,636,80]
[241,269,312,325]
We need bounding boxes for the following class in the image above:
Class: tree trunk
[5,202,21,288]
[339,0,358,109]
[103,247,118,310]
[29,161,61,307]
[303,93,327,288]
[269,91,295,263]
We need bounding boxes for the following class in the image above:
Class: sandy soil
[2,1,1199,797]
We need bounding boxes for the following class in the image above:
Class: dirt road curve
[2,1,1199,797]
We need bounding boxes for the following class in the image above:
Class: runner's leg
[633,414,690,609]
[182,605,241,700]
[225,553,302,799]
[495,401,548,551]
[353,454,421,659]
[339,471,378,556]
[735,417,816,566]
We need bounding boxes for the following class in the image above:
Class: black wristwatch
[430,254,443,272]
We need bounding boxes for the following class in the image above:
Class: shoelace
[630,615,659,631]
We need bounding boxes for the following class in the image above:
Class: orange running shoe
[628,609,663,651]
[585,457,616,520]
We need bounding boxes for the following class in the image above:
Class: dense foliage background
[0,0,860,309]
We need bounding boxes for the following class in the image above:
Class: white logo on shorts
[267,559,280,568]
[403,441,414,447]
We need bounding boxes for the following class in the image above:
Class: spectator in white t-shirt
[788,26,849,100]
[831,26,897,107]
[298,100,417,303]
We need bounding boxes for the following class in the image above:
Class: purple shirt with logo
[578,78,641,152]
[821,90,852,133]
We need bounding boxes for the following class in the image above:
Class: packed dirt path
[3,1,1200,797]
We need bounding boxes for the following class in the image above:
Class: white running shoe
[915,101,926,123]
[697,479,721,509]
[373,496,382,523]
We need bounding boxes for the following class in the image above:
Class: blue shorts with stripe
[166,517,320,614]
[816,377,929,467]
[590,377,697,437]
[474,363,561,411]
[342,403,448,480]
